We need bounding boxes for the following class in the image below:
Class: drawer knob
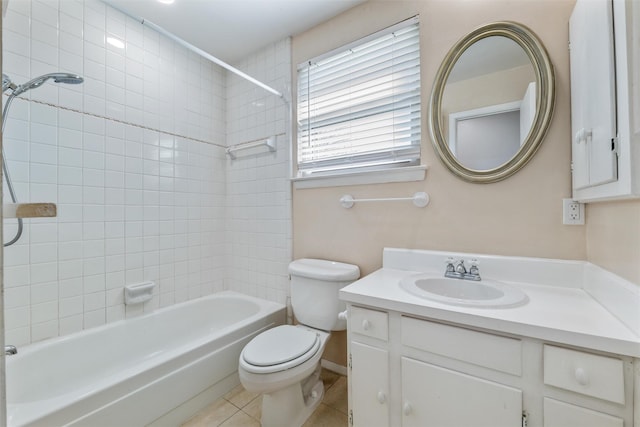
[575,367,589,386]
[362,319,371,331]
[403,402,412,416]
[377,390,386,404]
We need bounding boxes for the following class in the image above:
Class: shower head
[12,72,84,96]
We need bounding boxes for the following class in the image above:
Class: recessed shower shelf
[3,203,57,218]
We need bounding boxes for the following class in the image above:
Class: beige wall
[292,0,582,365]
[292,0,581,275]
[586,200,640,284]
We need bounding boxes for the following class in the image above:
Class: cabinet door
[543,398,623,427]
[350,341,389,427]
[401,357,522,427]
[570,0,617,190]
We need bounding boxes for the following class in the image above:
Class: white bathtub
[6,291,285,427]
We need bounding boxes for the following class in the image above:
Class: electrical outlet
[562,198,585,225]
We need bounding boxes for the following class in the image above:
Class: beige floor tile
[322,376,348,415]
[219,411,260,427]
[302,403,348,427]
[189,370,348,427]
[241,395,262,421]
[224,384,260,409]
[201,399,241,427]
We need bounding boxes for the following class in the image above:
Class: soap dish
[124,281,156,305]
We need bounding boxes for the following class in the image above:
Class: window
[296,17,421,178]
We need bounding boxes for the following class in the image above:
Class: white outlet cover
[562,198,585,225]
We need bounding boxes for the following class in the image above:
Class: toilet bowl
[238,259,360,427]
[239,325,330,426]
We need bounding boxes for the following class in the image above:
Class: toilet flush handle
[338,310,348,321]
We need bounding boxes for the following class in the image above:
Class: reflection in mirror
[429,22,555,183]
[443,36,535,170]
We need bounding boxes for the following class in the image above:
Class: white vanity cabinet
[569,0,640,201]
[346,305,635,427]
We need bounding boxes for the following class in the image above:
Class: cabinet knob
[376,390,386,404]
[575,367,589,386]
[362,319,371,331]
[403,402,412,416]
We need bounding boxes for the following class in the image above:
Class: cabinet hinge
[611,137,618,154]
[349,409,354,426]
[522,410,529,427]
[348,353,352,370]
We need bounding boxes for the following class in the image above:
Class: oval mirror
[429,21,555,183]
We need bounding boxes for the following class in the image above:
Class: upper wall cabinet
[570,0,640,202]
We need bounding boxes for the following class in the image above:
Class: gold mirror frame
[428,21,555,183]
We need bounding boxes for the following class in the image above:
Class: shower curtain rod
[105,2,284,99]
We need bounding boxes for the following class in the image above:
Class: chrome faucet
[444,258,481,281]
[5,345,17,355]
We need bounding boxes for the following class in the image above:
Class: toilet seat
[241,325,321,374]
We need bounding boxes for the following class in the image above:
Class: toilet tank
[289,259,360,331]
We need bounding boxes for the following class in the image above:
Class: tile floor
[181,370,348,427]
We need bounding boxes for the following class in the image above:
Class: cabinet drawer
[401,316,522,376]
[543,398,623,427]
[350,306,388,341]
[543,345,625,404]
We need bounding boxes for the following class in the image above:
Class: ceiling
[104,0,366,64]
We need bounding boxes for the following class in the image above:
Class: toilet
[238,258,360,427]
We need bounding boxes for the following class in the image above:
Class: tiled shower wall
[225,39,292,305]
[2,0,229,345]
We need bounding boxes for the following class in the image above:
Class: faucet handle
[468,259,480,277]
[444,257,456,272]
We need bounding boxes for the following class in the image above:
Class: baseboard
[321,359,347,376]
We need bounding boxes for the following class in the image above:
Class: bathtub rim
[6,290,284,359]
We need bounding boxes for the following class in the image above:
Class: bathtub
[6,291,285,427]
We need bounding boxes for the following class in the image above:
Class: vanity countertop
[339,250,640,358]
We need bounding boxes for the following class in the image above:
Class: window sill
[292,165,427,189]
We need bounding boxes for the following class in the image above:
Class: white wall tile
[59,314,83,335]
[31,320,58,342]
[225,39,292,306]
[2,0,289,346]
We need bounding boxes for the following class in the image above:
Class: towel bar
[340,192,429,208]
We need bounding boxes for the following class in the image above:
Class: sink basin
[399,275,528,308]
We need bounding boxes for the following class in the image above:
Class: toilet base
[261,372,324,427]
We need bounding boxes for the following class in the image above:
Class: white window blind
[297,17,421,176]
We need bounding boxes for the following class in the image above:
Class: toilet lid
[242,325,319,367]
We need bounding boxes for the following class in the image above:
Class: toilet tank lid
[289,259,360,281]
